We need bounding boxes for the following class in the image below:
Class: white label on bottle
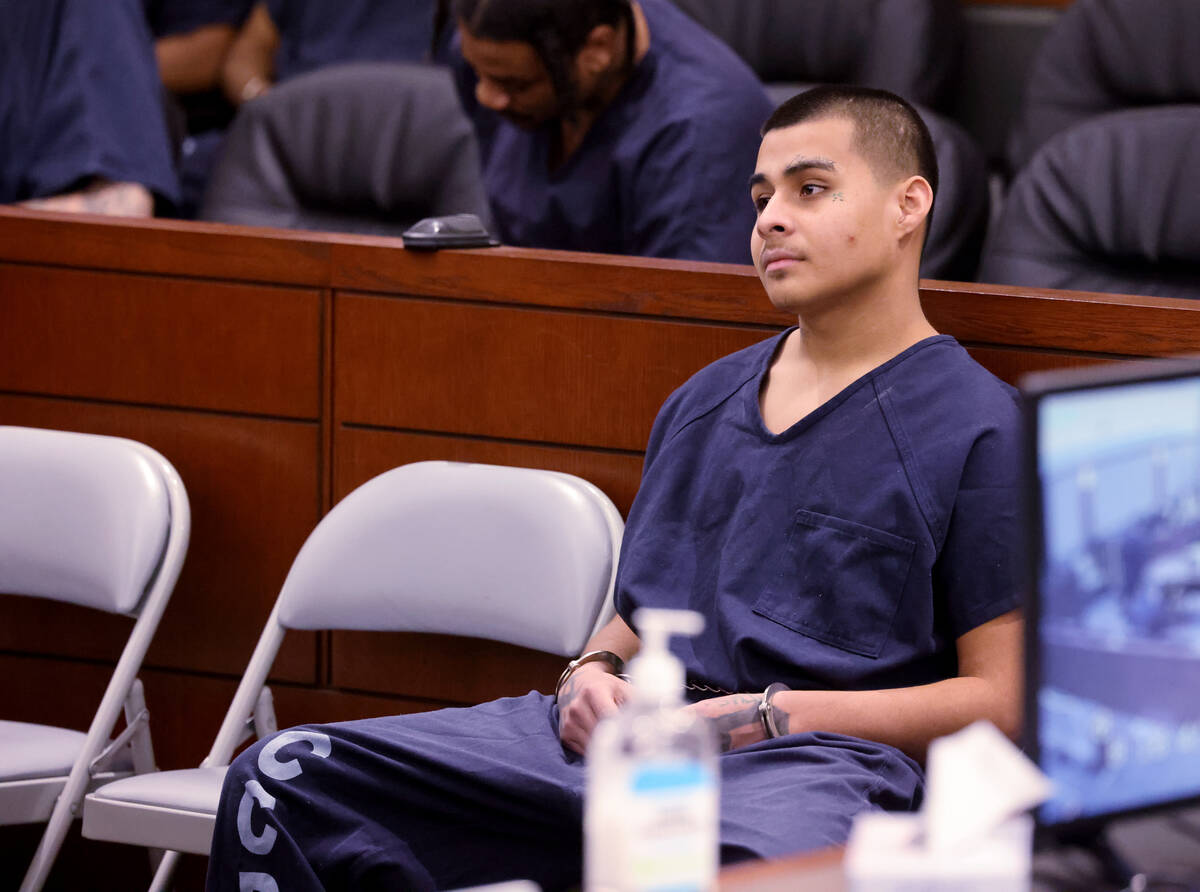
[620,759,718,892]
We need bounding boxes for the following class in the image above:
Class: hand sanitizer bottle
[584,608,718,892]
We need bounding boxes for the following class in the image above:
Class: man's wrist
[758,682,790,740]
[555,649,625,700]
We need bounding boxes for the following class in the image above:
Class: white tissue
[844,721,1054,892]
[924,720,1054,852]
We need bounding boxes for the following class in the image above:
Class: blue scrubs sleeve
[627,119,759,265]
[145,0,253,35]
[935,420,1023,637]
[6,0,181,205]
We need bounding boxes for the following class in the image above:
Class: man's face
[749,116,899,315]
[459,22,562,129]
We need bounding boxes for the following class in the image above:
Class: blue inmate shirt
[615,331,1022,695]
[144,0,251,36]
[265,0,436,82]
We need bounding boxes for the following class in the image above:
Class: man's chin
[499,112,545,130]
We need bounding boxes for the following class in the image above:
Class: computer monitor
[1023,358,1200,839]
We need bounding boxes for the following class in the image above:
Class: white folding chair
[82,460,623,891]
[0,426,190,892]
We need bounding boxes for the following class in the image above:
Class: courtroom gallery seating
[666,0,987,281]
[669,0,964,112]
[200,61,492,237]
[1005,0,1200,174]
[979,106,1200,299]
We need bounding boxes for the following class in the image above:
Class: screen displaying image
[1036,376,1200,826]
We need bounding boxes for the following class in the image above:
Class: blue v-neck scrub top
[616,330,1022,695]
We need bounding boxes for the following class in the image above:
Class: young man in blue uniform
[207,85,1022,892]
[445,0,773,264]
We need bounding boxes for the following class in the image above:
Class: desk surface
[719,847,845,891]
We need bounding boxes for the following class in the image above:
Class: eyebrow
[748,156,838,188]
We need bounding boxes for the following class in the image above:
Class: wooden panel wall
[0,208,1194,888]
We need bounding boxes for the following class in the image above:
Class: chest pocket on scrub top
[753,509,916,658]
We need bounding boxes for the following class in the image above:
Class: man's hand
[683,693,769,753]
[557,664,632,755]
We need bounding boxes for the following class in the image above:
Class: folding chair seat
[0,426,190,892]
[83,460,623,891]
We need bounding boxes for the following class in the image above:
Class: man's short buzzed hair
[763,85,939,221]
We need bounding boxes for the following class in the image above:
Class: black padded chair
[980,106,1200,299]
[669,0,964,112]
[1006,0,1200,174]
[200,62,491,236]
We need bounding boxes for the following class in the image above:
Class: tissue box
[843,811,1033,892]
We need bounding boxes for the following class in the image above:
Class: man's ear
[895,175,933,239]
[576,24,619,75]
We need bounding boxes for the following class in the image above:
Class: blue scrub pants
[205,692,922,891]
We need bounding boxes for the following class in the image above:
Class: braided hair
[435,0,636,119]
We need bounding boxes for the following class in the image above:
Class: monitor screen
[1025,361,1200,833]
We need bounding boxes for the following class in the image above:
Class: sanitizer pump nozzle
[626,607,704,706]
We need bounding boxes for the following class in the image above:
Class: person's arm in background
[220,2,278,105]
[20,179,154,217]
[157,22,238,93]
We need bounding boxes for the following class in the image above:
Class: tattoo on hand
[558,675,583,714]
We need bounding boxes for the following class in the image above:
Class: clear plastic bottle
[584,608,718,892]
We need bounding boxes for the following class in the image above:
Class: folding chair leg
[148,849,183,892]
[18,802,74,892]
[124,678,157,775]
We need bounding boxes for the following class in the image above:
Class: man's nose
[475,78,510,111]
[755,196,790,238]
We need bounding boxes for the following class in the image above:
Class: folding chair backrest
[0,426,172,614]
[75,461,615,889]
[277,461,622,656]
[0,425,189,892]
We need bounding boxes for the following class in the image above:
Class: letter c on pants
[237,780,278,856]
[257,729,331,781]
[239,872,279,892]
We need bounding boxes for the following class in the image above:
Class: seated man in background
[441,0,774,264]
[145,0,255,217]
[206,85,1022,892]
[220,0,437,106]
[1,0,180,216]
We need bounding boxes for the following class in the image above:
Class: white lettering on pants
[257,729,331,781]
[238,872,279,892]
[236,779,278,856]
